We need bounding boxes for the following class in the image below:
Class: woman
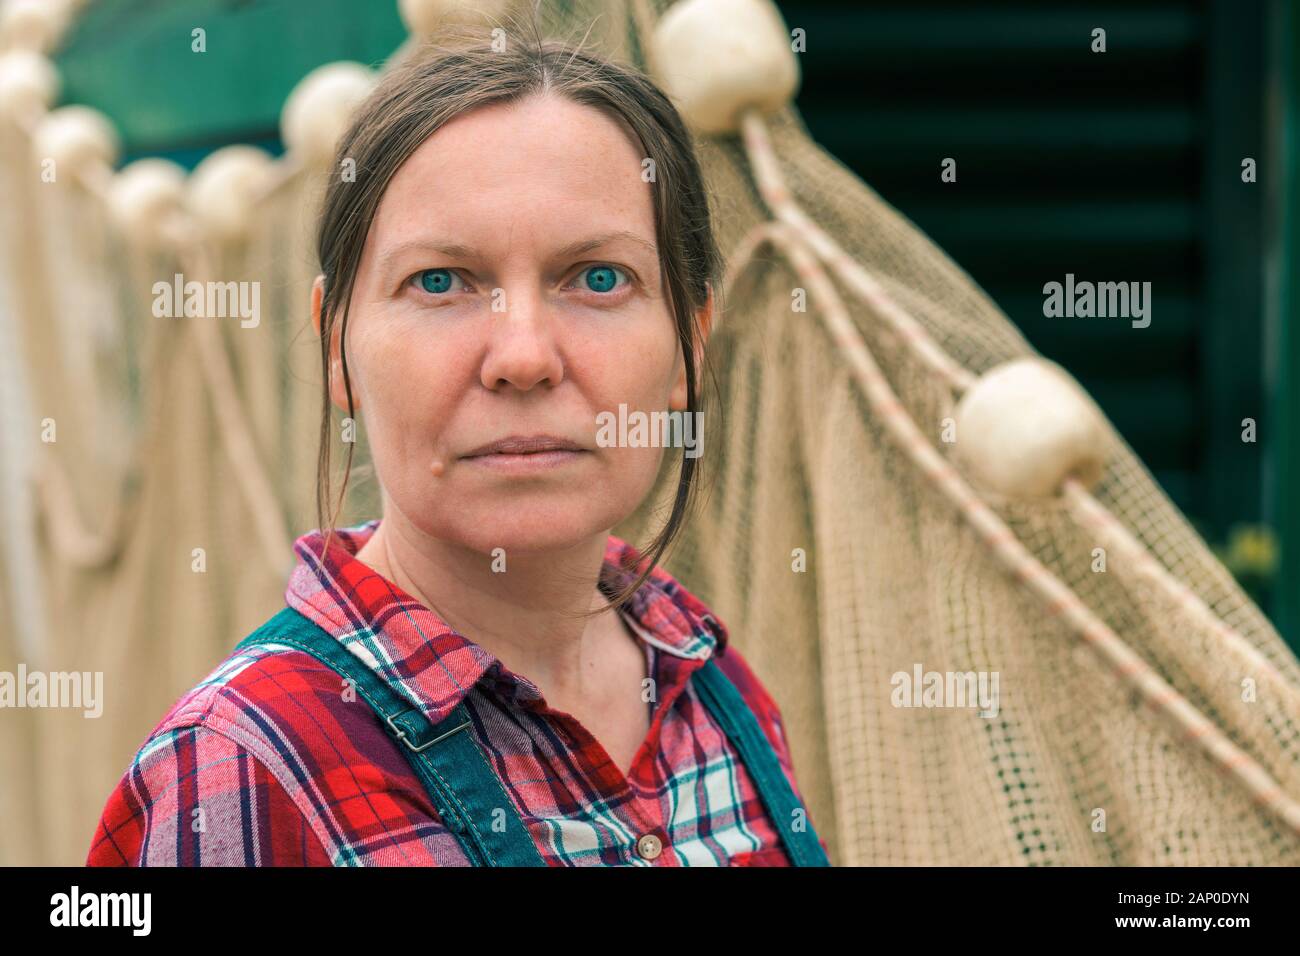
[86,25,830,867]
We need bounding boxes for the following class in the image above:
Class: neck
[352,509,623,702]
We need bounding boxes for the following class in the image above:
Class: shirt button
[636,833,663,861]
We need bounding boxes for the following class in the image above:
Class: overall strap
[691,659,832,867]
[234,606,545,867]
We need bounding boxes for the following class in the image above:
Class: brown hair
[314,9,722,616]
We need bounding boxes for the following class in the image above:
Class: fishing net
[1,0,1298,865]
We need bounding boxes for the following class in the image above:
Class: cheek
[348,319,460,475]
[585,319,682,500]
[588,316,681,411]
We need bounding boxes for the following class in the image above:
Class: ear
[310,273,325,336]
[312,274,359,413]
[669,282,714,411]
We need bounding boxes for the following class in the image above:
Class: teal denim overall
[236,605,831,867]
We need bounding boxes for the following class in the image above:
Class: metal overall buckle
[384,708,471,753]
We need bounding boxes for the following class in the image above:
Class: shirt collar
[283,519,729,728]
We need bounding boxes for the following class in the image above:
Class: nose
[479,287,565,392]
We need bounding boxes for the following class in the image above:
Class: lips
[461,435,585,458]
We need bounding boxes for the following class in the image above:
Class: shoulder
[707,642,831,859]
[138,636,363,783]
[86,617,365,866]
[149,637,341,736]
[708,644,795,779]
[86,720,332,866]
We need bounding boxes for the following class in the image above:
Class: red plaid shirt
[87,520,826,866]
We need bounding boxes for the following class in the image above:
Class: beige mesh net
[2,0,1299,865]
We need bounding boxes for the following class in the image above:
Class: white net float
[0,0,74,55]
[186,144,275,242]
[398,0,515,37]
[106,157,186,246]
[0,49,58,121]
[650,0,799,135]
[952,356,1110,498]
[31,104,118,176]
[281,61,377,166]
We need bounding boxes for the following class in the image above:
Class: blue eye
[580,264,627,293]
[416,268,459,294]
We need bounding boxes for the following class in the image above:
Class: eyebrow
[376,230,658,274]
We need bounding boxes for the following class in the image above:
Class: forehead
[368,93,656,256]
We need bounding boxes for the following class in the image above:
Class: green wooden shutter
[782,0,1281,624]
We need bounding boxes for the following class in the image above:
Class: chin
[424,496,631,557]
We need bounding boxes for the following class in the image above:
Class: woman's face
[316,93,707,555]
